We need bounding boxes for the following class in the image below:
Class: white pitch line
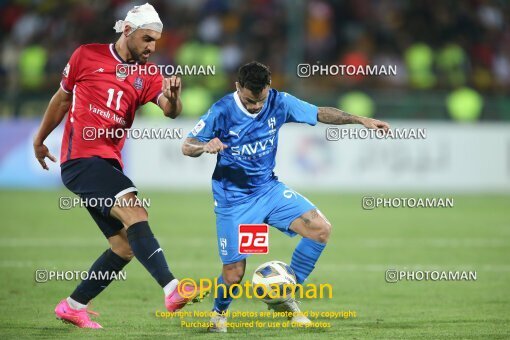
[317,264,510,272]
[0,238,508,248]
[0,238,214,247]
[2,261,510,272]
[357,238,510,248]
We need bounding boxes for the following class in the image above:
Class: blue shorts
[61,157,137,238]
[214,182,316,264]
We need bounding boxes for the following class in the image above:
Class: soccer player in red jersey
[33,3,202,328]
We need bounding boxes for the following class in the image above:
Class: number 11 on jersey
[106,88,123,110]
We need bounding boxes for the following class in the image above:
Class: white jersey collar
[233,91,260,118]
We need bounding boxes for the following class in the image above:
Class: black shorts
[61,157,137,238]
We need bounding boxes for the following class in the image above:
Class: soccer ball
[252,260,297,303]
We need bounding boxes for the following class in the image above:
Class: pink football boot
[165,281,210,312]
[55,299,102,329]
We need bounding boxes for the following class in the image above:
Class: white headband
[114,3,163,34]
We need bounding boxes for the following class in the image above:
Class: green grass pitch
[0,190,508,339]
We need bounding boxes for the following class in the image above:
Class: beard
[127,42,149,64]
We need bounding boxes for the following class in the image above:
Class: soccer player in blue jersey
[182,61,389,332]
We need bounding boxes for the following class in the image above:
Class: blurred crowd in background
[0,0,509,120]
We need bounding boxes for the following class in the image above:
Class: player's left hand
[162,76,181,102]
[360,117,390,132]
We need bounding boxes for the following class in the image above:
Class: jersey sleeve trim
[153,91,164,105]
[60,80,72,94]
[115,186,138,199]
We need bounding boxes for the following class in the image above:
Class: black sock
[126,221,175,288]
[70,249,130,305]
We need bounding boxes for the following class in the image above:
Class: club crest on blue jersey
[133,77,144,90]
[268,117,276,134]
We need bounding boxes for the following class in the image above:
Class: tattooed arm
[317,107,390,130]
[182,137,228,157]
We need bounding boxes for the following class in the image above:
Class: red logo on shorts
[238,224,269,254]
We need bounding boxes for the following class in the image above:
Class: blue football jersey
[188,89,318,206]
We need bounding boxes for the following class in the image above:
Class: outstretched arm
[33,88,72,170]
[317,107,390,130]
[182,137,228,157]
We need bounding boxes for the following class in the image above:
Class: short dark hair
[238,61,271,94]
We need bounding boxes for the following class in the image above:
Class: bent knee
[223,268,245,285]
[111,245,134,261]
[115,207,148,227]
[223,273,243,285]
[313,221,332,244]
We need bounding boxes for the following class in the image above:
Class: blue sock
[213,275,238,313]
[290,238,326,284]
[127,221,175,288]
[70,249,130,304]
